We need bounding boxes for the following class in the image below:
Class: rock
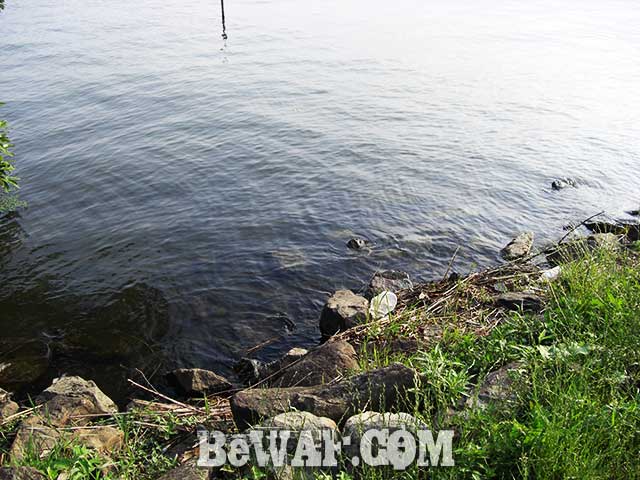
[0,339,50,390]
[627,208,640,217]
[0,388,19,421]
[546,234,620,265]
[501,232,534,261]
[251,412,339,479]
[234,348,309,387]
[230,363,417,430]
[496,292,544,313]
[347,237,369,250]
[540,266,561,282]
[169,368,233,396]
[343,412,426,460]
[466,363,524,409]
[10,424,123,460]
[0,467,47,480]
[319,290,369,338]
[585,221,639,242]
[157,459,209,480]
[234,358,267,386]
[261,411,338,432]
[268,340,359,388]
[35,376,118,427]
[366,271,413,299]
[551,178,577,190]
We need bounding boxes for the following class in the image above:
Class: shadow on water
[0,280,171,405]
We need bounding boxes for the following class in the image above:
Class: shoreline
[1,212,639,478]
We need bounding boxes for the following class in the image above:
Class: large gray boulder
[230,363,418,430]
[169,368,233,396]
[366,271,413,299]
[268,340,359,388]
[501,232,534,261]
[319,290,369,338]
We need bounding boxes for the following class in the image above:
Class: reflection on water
[0,0,639,398]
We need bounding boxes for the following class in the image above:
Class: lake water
[1,0,639,400]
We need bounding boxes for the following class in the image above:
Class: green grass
[350,247,640,479]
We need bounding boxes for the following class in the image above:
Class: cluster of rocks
[0,376,122,479]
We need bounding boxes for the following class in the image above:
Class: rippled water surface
[1,0,639,399]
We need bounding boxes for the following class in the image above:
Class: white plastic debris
[369,290,398,320]
[541,266,561,282]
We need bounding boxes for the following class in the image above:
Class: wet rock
[343,412,427,460]
[169,368,234,396]
[551,178,577,190]
[466,363,524,409]
[501,232,534,261]
[496,292,544,313]
[0,388,19,421]
[34,376,118,426]
[347,237,369,250]
[585,220,639,242]
[366,270,413,299]
[546,234,620,265]
[157,459,209,480]
[268,340,359,388]
[230,363,417,430]
[0,339,50,390]
[319,290,369,338]
[234,358,267,386]
[234,348,309,387]
[0,467,47,480]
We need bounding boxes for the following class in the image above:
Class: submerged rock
[501,232,534,261]
[319,290,369,338]
[234,348,309,387]
[230,363,417,430]
[268,340,359,388]
[347,237,369,250]
[0,339,50,391]
[169,368,233,396]
[366,270,413,299]
[551,178,577,190]
[627,208,640,217]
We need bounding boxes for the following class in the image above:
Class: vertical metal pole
[220,0,228,40]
